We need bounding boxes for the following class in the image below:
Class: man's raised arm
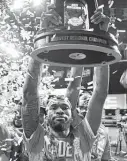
[65,67,84,127]
[65,67,83,111]
[22,59,42,138]
[86,66,109,135]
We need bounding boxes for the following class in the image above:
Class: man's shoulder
[76,118,96,141]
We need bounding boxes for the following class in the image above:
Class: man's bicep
[79,118,96,150]
[22,96,40,138]
[86,92,107,135]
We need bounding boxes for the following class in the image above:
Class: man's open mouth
[53,116,67,122]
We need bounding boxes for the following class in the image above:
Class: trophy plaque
[31,0,121,67]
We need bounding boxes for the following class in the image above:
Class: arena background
[0,0,127,160]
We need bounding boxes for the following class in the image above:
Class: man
[22,2,110,161]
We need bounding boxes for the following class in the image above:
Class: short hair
[46,94,72,110]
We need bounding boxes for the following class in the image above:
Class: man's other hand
[90,6,110,32]
[40,8,62,29]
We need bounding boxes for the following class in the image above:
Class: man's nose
[56,107,64,115]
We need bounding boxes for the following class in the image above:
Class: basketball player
[22,2,110,161]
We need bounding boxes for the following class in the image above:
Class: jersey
[24,118,95,161]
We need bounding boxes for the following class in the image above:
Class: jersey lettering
[58,141,66,157]
[58,141,73,157]
[66,142,73,157]
[44,136,87,160]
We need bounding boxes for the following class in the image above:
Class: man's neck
[50,127,70,138]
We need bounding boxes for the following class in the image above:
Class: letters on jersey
[43,135,85,161]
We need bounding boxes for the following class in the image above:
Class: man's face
[47,99,72,132]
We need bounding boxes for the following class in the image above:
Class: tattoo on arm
[22,59,42,138]
[22,97,40,138]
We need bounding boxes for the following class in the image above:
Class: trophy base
[31,30,121,67]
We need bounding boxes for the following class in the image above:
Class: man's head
[46,95,73,133]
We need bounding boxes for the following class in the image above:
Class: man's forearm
[22,58,42,138]
[23,58,41,109]
[86,66,109,135]
[23,59,42,97]
[65,67,83,110]
[93,66,109,96]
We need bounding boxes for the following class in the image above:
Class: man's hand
[40,5,110,32]
[90,6,110,32]
[40,8,62,29]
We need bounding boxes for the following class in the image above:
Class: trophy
[31,0,121,67]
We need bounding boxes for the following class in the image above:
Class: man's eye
[62,104,69,110]
[51,104,58,110]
